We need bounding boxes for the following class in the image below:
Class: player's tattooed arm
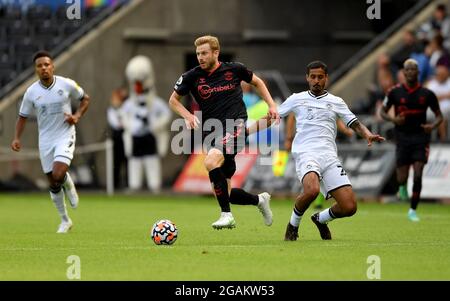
[350,120,385,147]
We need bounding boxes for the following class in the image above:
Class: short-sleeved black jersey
[174,62,253,125]
[384,83,440,144]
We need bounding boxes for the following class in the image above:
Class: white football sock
[318,207,336,224]
[50,190,69,223]
[289,207,303,227]
[62,172,74,190]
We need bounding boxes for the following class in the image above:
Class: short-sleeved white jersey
[19,76,85,148]
[279,90,357,156]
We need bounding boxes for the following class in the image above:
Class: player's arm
[421,92,444,133]
[65,94,90,125]
[168,91,199,130]
[350,120,385,147]
[422,108,443,133]
[249,74,280,122]
[337,118,354,137]
[284,113,295,151]
[380,94,405,126]
[246,113,273,136]
[11,116,27,152]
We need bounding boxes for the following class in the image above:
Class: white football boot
[257,192,273,226]
[212,212,236,229]
[57,218,73,234]
[62,173,79,209]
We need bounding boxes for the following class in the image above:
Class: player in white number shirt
[11,51,90,234]
[248,61,385,241]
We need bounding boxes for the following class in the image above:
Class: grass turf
[0,193,449,280]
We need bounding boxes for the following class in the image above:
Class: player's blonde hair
[194,35,220,52]
[404,58,419,68]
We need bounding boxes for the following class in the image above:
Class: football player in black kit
[381,58,443,222]
[169,35,280,229]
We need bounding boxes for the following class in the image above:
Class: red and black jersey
[174,62,253,125]
[383,83,440,144]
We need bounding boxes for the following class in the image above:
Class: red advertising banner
[173,149,258,194]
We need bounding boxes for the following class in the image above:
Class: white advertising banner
[408,145,450,199]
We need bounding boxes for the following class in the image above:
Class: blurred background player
[248,60,385,241]
[425,64,450,142]
[381,58,443,222]
[169,35,278,229]
[121,55,171,193]
[107,87,128,190]
[11,50,90,233]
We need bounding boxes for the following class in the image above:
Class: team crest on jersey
[199,78,206,84]
[306,108,314,120]
[419,96,426,105]
[326,103,332,109]
[225,71,233,81]
[58,89,63,95]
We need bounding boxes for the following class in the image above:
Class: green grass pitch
[1,193,449,280]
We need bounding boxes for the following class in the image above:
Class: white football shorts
[292,152,351,199]
[39,134,76,174]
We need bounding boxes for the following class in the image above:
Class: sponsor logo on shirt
[198,83,236,100]
[224,71,233,81]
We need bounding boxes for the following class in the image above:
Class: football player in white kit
[11,51,90,233]
[248,61,385,241]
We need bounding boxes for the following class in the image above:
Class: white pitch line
[1,241,450,252]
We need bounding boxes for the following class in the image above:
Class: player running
[381,58,443,222]
[169,35,279,229]
[11,51,90,233]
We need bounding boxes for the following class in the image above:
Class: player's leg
[311,160,355,240]
[144,155,161,193]
[397,165,410,202]
[408,160,426,222]
[310,185,355,241]
[48,161,73,233]
[205,148,235,229]
[396,144,411,202]
[54,137,78,208]
[128,157,144,189]
[142,133,160,192]
[129,135,146,190]
[40,145,71,233]
[285,171,321,241]
[222,155,273,226]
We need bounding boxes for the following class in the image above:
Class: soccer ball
[151,219,178,245]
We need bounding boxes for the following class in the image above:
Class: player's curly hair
[32,50,53,63]
[194,35,220,52]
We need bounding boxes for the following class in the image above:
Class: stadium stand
[0,1,130,99]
